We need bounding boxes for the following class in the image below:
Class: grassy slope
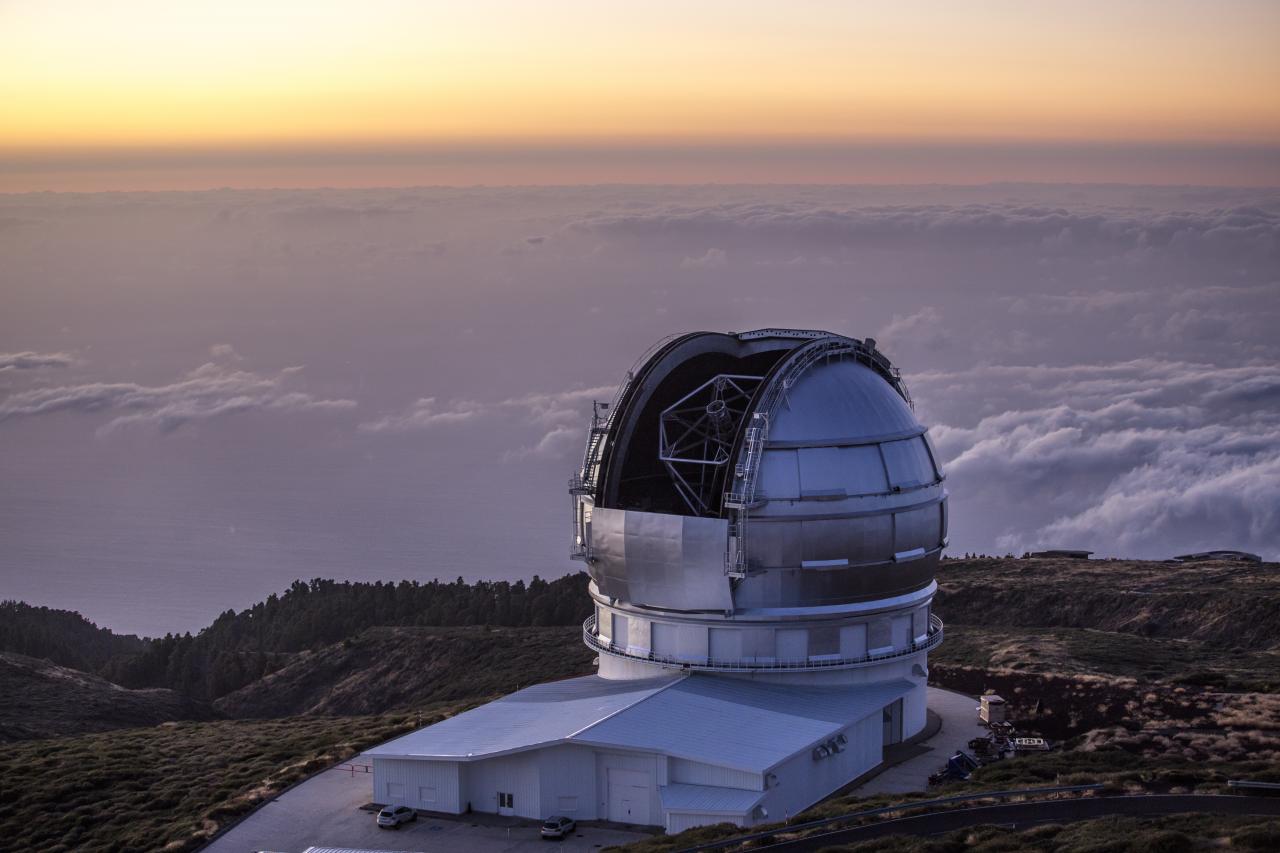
[3,557,1276,853]
[0,710,451,853]
[214,625,595,717]
[0,651,216,742]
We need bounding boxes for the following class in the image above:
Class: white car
[541,815,577,839]
[376,804,417,829]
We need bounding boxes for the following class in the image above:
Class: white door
[607,769,651,824]
[497,791,515,816]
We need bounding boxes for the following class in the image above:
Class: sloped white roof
[660,783,766,815]
[576,676,912,773]
[364,675,679,760]
[366,674,911,774]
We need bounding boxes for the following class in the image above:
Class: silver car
[541,815,577,839]
[376,804,417,829]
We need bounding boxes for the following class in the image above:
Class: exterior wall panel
[462,752,541,819]
[669,758,762,790]
[761,711,882,823]
[595,751,666,827]
[371,758,462,813]
[537,744,598,820]
[668,812,747,833]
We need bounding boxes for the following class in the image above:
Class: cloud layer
[917,359,1280,558]
[0,361,355,435]
[0,351,74,371]
[1,184,1276,634]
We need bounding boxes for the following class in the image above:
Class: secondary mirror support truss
[658,374,762,516]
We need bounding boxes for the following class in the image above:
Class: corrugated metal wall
[371,758,462,813]
[595,750,666,825]
[669,757,761,790]
[762,711,882,822]
[668,811,747,833]
[462,751,541,819]
[537,744,598,820]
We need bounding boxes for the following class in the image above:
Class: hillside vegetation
[0,573,593,710]
[934,556,1280,649]
[0,651,214,741]
[0,709,446,853]
[2,557,1276,852]
[214,625,595,717]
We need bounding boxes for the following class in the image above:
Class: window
[498,792,514,808]
[419,786,437,803]
[386,782,405,799]
[557,795,578,812]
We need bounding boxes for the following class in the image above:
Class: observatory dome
[571,329,947,615]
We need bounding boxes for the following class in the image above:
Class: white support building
[366,330,949,833]
[366,674,912,832]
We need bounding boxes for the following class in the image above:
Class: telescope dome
[571,329,948,614]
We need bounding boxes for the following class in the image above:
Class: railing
[584,614,943,673]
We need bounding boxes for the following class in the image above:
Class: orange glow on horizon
[2,0,1278,187]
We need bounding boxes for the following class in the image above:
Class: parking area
[201,765,650,853]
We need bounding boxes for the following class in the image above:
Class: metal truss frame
[658,374,763,516]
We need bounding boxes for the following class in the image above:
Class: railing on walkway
[584,614,943,673]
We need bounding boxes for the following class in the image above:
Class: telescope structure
[367,329,948,833]
[575,330,946,725]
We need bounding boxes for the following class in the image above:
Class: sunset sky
[3,0,1279,188]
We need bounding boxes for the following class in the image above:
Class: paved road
[751,795,1280,851]
[201,764,648,853]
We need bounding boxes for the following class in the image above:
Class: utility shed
[364,674,911,832]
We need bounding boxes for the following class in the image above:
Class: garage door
[607,768,651,825]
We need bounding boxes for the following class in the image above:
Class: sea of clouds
[1,184,1276,634]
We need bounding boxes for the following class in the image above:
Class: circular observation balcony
[583,614,943,674]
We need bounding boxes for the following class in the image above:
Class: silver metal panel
[882,437,935,489]
[848,513,895,562]
[588,507,732,611]
[732,553,939,607]
[769,360,919,444]
[709,627,740,661]
[776,628,807,660]
[893,504,943,552]
[751,520,802,568]
[758,449,800,499]
[797,447,846,495]
[612,613,630,649]
[801,518,849,563]
[922,431,945,478]
[841,445,890,495]
[588,505,631,602]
